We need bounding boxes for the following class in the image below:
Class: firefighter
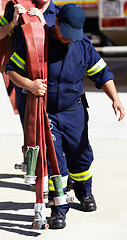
[0,0,60,127]
[5,3,125,229]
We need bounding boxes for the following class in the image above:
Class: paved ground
[0,73,127,240]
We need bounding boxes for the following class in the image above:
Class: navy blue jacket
[6,32,114,114]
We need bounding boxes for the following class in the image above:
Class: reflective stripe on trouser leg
[69,165,93,181]
[70,165,93,200]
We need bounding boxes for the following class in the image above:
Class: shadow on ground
[0,173,32,191]
[0,173,41,237]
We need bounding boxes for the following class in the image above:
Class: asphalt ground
[0,72,127,240]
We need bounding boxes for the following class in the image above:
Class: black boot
[48,212,66,229]
[80,194,97,212]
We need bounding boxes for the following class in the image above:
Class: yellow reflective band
[87,58,107,76]
[69,166,93,181]
[10,52,26,71]
[0,16,9,26]
[0,16,14,36]
[48,175,68,191]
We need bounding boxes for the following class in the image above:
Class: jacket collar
[44,0,56,14]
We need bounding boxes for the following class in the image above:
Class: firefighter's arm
[101,79,125,121]
[0,4,26,39]
[7,70,47,96]
[0,22,14,39]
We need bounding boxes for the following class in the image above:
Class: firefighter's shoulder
[82,34,91,44]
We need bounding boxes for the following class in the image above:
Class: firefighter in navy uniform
[6,4,125,229]
[0,0,61,127]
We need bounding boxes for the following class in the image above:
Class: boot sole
[49,222,66,229]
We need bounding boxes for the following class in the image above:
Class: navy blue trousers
[48,101,94,213]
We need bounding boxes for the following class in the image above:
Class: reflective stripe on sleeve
[0,16,9,26]
[10,52,26,71]
[48,175,68,191]
[87,58,107,76]
[69,165,93,181]
[0,16,13,36]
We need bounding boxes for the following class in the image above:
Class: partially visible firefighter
[0,0,61,127]
[0,0,62,230]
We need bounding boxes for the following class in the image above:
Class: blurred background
[0,0,127,92]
